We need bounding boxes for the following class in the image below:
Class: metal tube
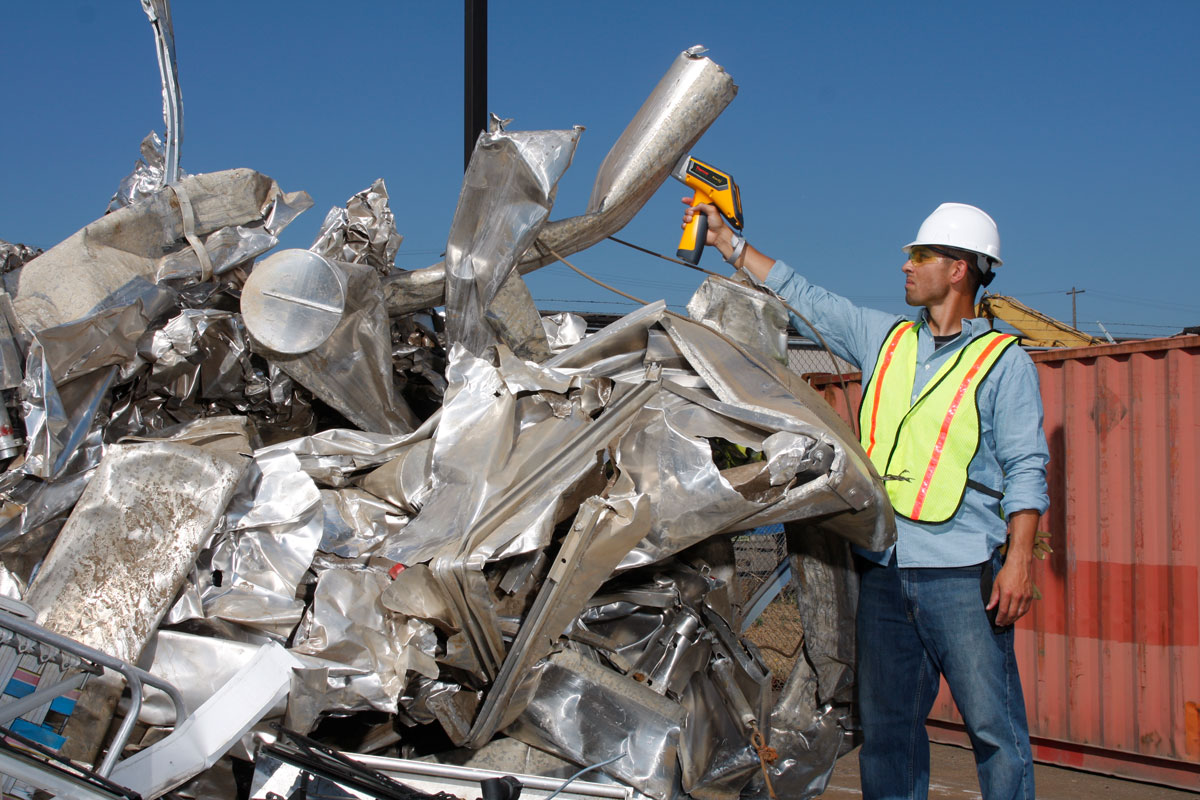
[711,655,758,729]
[345,754,633,799]
[140,0,183,184]
[95,672,142,778]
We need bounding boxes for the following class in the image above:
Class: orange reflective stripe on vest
[858,322,1017,523]
[864,321,916,461]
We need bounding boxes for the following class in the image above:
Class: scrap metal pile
[0,24,894,800]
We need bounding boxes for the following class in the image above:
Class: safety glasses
[906,245,963,265]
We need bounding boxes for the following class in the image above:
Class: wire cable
[542,745,628,800]
[536,240,649,307]
[607,235,727,280]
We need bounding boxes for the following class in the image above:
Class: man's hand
[681,197,731,250]
[988,552,1033,626]
[679,197,776,281]
[987,508,1039,626]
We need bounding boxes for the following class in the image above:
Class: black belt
[966,479,1004,500]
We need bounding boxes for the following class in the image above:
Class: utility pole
[464,0,487,173]
[1066,287,1085,330]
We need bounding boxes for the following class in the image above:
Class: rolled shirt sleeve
[990,349,1051,518]
[764,260,902,372]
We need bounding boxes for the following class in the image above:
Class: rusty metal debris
[0,20,894,800]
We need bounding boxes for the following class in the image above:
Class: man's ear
[950,258,971,286]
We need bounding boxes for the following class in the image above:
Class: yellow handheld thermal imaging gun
[673,155,743,265]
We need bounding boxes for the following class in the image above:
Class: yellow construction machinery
[975,293,1104,348]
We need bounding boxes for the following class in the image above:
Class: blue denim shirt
[765,260,1050,568]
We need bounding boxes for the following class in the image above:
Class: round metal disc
[240,249,346,354]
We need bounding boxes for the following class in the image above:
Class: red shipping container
[805,334,1200,789]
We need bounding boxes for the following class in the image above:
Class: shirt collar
[915,309,992,338]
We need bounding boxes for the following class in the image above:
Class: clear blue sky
[4,1,1198,339]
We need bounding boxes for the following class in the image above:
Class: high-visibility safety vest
[858,321,1018,524]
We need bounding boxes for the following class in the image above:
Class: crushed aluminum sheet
[310,178,404,274]
[195,448,324,638]
[443,123,580,357]
[7,169,311,334]
[0,240,43,274]
[542,312,588,353]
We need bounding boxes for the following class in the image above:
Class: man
[682,199,1049,799]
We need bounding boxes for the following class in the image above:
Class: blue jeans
[856,551,1034,800]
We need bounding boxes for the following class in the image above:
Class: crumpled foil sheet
[0,240,44,274]
[196,448,324,637]
[542,311,588,353]
[109,131,184,212]
[0,42,897,800]
[310,178,404,273]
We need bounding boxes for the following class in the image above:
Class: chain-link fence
[785,341,855,377]
[731,525,803,690]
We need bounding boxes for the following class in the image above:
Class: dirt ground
[740,595,804,683]
[823,743,1200,798]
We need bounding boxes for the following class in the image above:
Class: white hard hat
[904,202,1003,267]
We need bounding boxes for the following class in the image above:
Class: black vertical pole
[464,0,487,172]
[1066,286,1085,329]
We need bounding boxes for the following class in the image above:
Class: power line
[1079,321,1188,329]
[536,297,641,307]
[1086,291,1200,313]
[1000,289,1081,297]
[537,263,687,293]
